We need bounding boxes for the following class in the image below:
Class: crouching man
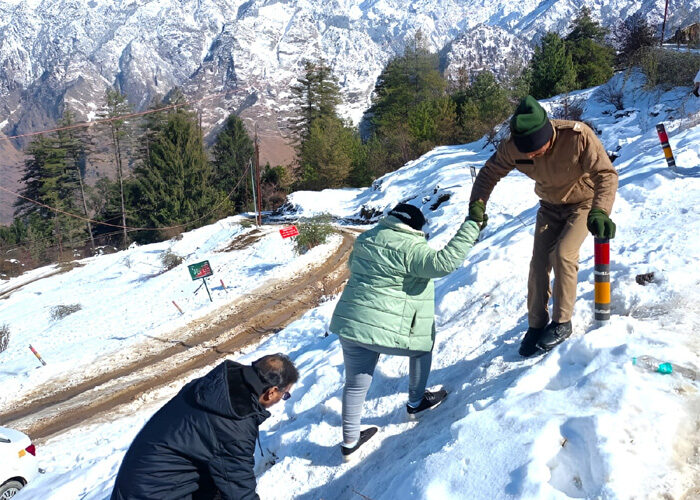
[111,354,298,500]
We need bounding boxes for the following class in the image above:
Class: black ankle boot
[536,321,572,351]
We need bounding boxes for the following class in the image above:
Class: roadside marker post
[220,279,228,292]
[188,260,214,303]
[172,300,184,315]
[656,123,677,172]
[28,344,47,366]
[594,238,611,323]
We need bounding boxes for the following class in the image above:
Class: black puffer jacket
[111,361,270,500]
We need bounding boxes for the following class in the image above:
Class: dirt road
[0,229,358,440]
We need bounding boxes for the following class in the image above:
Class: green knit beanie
[510,96,553,153]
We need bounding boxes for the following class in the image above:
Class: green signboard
[188,260,213,281]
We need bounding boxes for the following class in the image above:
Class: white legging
[340,337,432,444]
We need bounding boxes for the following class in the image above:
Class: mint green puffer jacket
[329,215,480,352]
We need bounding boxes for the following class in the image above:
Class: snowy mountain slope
[9,75,700,499]
[1,0,698,224]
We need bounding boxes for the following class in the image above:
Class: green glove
[468,200,488,230]
[587,208,616,239]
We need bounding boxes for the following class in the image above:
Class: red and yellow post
[656,123,677,171]
[594,238,611,322]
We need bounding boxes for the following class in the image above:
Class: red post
[220,279,227,292]
[656,123,677,171]
[172,300,184,315]
[28,344,47,366]
[594,238,611,322]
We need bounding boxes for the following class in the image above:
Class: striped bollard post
[656,123,677,172]
[28,344,47,366]
[594,238,611,323]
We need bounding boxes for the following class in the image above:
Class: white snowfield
[10,73,700,499]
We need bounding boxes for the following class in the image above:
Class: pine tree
[452,71,512,142]
[565,7,615,89]
[529,32,577,99]
[98,88,132,248]
[370,31,446,136]
[131,108,219,242]
[614,12,657,64]
[211,114,254,213]
[290,60,342,143]
[15,117,87,258]
[298,116,361,190]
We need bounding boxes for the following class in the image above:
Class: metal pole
[660,0,670,47]
[594,238,611,324]
[250,159,259,226]
[203,278,213,302]
[255,124,262,225]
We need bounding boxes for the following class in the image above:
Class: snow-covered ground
[0,217,342,410]
[9,73,700,499]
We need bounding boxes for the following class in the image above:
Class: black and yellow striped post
[594,238,611,322]
[656,123,677,172]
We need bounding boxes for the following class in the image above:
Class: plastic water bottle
[632,355,697,380]
[632,355,672,374]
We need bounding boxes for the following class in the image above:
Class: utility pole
[660,0,670,47]
[254,124,262,226]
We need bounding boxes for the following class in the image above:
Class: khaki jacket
[470,120,618,213]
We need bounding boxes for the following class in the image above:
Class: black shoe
[406,389,447,420]
[519,327,545,357]
[341,427,378,462]
[536,321,572,351]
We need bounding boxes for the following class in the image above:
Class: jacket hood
[192,360,270,424]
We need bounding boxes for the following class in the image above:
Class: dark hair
[252,353,299,390]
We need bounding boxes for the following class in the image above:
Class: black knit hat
[510,95,554,153]
[388,203,426,231]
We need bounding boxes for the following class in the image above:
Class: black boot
[519,326,545,357]
[341,427,378,462]
[536,321,572,351]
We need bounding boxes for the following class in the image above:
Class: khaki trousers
[527,200,591,328]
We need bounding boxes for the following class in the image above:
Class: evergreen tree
[614,12,657,64]
[452,71,512,142]
[529,32,577,99]
[131,108,219,242]
[211,114,254,213]
[15,116,87,258]
[98,88,132,248]
[298,116,362,190]
[565,7,615,89]
[370,31,446,137]
[290,60,342,143]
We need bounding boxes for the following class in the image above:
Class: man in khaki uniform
[468,96,618,356]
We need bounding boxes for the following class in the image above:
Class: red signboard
[279,225,299,239]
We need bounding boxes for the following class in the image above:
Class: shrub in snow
[632,47,700,89]
[597,81,625,111]
[0,324,9,353]
[50,304,82,321]
[160,249,183,272]
[295,215,335,254]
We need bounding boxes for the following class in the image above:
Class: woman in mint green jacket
[330,202,482,461]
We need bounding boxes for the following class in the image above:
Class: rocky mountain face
[0,0,696,223]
